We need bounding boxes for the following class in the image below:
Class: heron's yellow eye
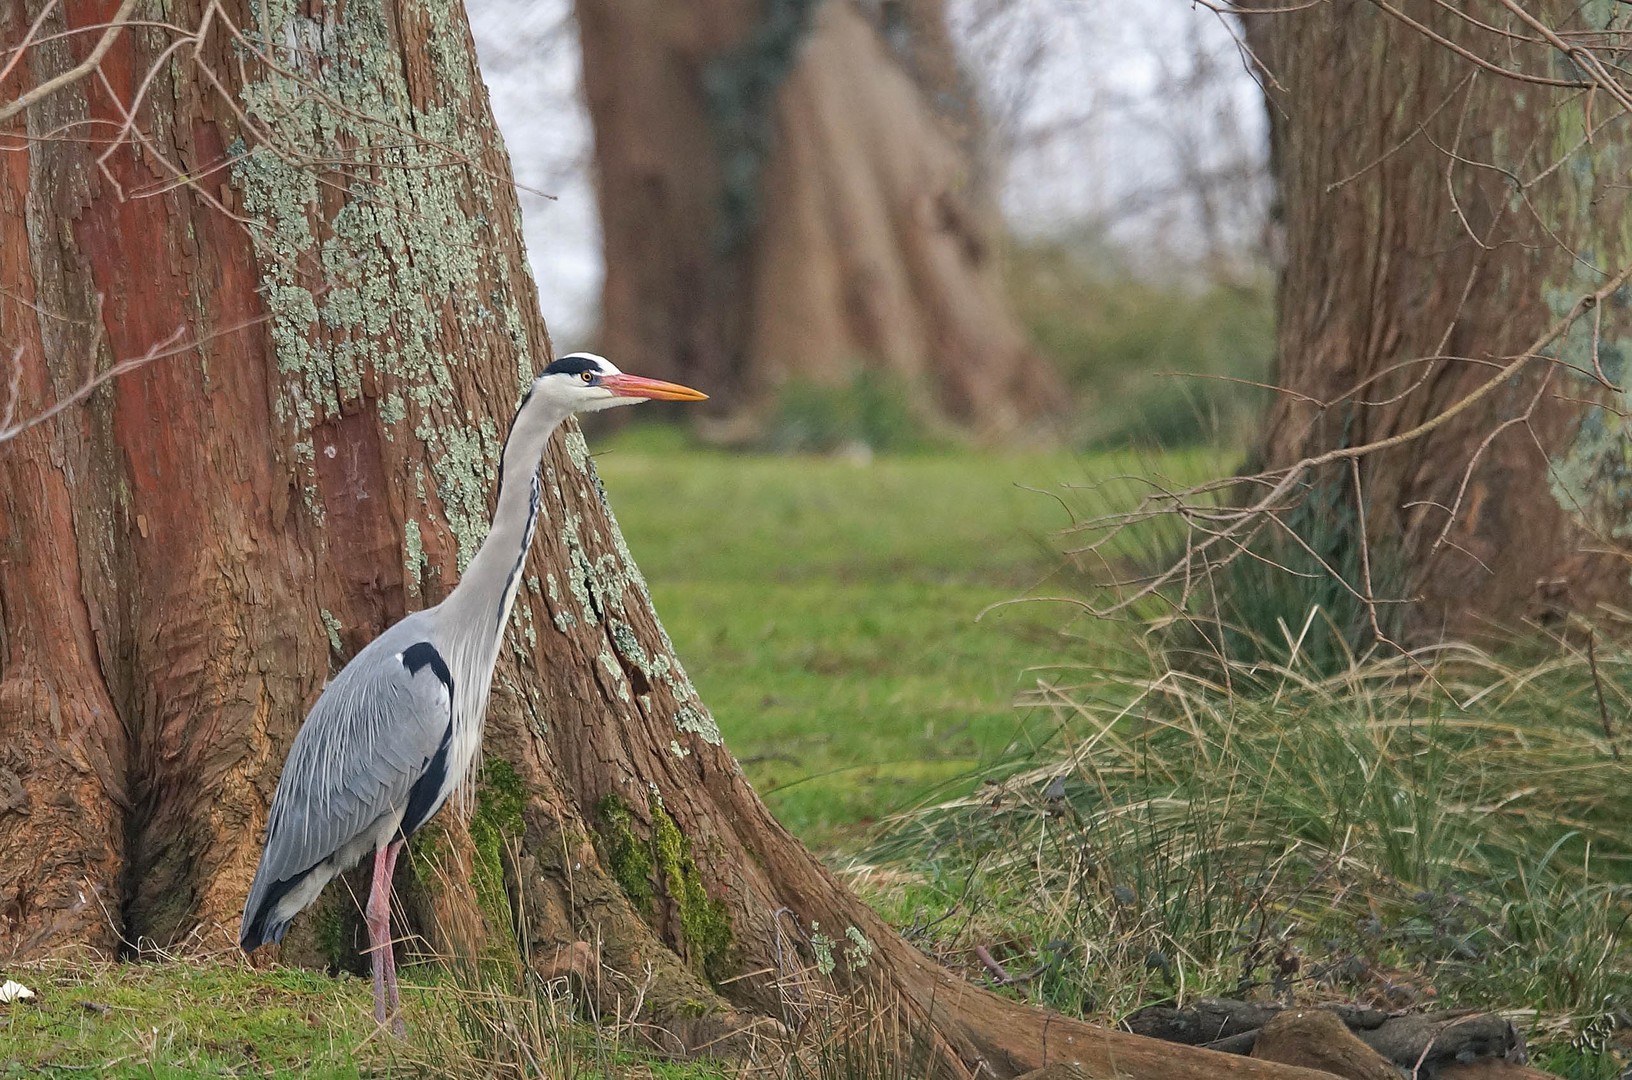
[581,371,595,383]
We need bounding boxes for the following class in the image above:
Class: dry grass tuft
[858,622,1632,1074]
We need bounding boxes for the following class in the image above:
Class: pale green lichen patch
[540,451,721,740]
[674,704,722,746]
[1521,77,1632,552]
[597,647,632,703]
[402,517,424,596]
[1538,241,1632,543]
[233,0,531,561]
[563,427,592,474]
[809,923,836,976]
[319,609,343,654]
[434,419,505,570]
[805,922,869,975]
[543,572,578,631]
[379,391,406,429]
[843,925,873,969]
[609,619,649,669]
[538,443,718,730]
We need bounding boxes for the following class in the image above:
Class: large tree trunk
[575,0,1065,438]
[1245,0,1632,636]
[0,3,1343,1078]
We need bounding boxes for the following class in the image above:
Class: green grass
[592,425,1219,846]
[1,959,376,1078]
[1,954,732,1079]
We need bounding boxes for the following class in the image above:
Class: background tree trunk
[1245,0,1632,637]
[576,0,1065,439]
[0,2,1361,1078]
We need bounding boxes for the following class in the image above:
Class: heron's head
[525,353,707,415]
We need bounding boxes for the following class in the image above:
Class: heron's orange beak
[601,373,709,401]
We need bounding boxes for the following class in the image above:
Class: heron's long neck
[441,400,568,657]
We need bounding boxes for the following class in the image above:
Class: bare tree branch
[0,0,141,126]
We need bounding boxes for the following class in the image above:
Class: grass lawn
[591,425,1216,847]
[1,960,377,1078]
[0,955,725,1079]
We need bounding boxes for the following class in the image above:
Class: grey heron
[238,353,705,1030]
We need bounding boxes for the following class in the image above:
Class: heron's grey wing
[240,636,452,945]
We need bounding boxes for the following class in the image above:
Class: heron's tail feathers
[238,908,292,953]
[238,865,320,953]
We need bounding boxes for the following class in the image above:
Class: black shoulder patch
[542,354,601,377]
[401,642,453,692]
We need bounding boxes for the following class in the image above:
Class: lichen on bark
[231,0,534,563]
[541,447,721,742]
[1534,90,1632,549]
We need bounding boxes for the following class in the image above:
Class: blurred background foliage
[1005,235,1274,450]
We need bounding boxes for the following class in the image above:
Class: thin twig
[0,0,143,126]
[1587,631,1622,762]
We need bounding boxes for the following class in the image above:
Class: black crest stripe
[401,641,453,692]
[542,355,600,377]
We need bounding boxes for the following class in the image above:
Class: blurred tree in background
[469,0,1278,450]
[574,0,1066,438]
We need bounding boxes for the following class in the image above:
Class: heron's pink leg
[381,840,405,1034]
[365,840,405,1033]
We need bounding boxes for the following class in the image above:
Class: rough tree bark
[1244,0,1632,636]
[1,2,1339,1078]
[575,0,1065,438]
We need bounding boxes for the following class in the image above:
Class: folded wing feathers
[242,629,452,936]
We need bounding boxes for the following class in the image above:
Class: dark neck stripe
[495,472,543,640]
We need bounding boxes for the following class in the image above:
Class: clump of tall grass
[857,627,1632,1050]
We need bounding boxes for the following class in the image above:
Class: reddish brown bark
[1,1,131,958]
[1245,1,1632,635]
